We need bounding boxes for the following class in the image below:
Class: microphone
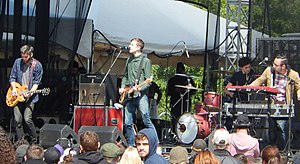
[184,43,190,58]
[259,57,268,65]
[119,46,129,50]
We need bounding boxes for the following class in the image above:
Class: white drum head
[176,113,198,144]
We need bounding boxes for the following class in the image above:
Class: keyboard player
[250,54,300,150]
[225,57,256,102]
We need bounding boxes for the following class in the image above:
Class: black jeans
[13,102,37,140]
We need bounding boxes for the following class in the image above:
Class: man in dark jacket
[23,145,46,164]
[136,128,168,164]
[72,131,104,164]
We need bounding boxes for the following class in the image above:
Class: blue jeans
[14,102,37,141]
[125,94,158,146]
[269,118,287,150]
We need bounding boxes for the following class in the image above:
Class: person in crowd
[44,147,62,164]
[261,145,281,164]
[136,128,168,164]
[225,56,256,102]
[212,128,242,164]
[118,146,143,164]
[119,38,158,146]
[23,144,46,164]
[169,146,189,164]
[9,45,43,144]
[100,142,123,163]
[194,149,220,164]
[227,114,260,158]
[189,138,208,163]
[250,54,300,150]
[72,131,104,163]
[0,132,16,164]
[233,154,249,164]
[166,62,196,131]
[14,139,30,163]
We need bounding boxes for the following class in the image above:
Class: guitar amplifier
[73,106,123,133]
[79,74,106,105]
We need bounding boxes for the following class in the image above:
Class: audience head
[100,142,123,163]
[14,139,30,150]
[235,114,251,129]
[192,139,207,152]
[119,146,143,164]
[261,145,281,164]
[194,149,220,164]
[136,132,150,159]
[169,146,189,164]
[0,132,16,164]
[213,128,230,149]
[25,144,44,160]
[16,144,29,163]
[233,154,249,164]
[79,131,100,153]
[44,147,61,164]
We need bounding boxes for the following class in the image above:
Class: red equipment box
[73,106,123,133]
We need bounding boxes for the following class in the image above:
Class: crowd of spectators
[0,115,288,164]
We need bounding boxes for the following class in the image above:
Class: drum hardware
[175,73,199,79]
[173,79,195,113]
[212,70,234,74]
[175,84,202,90]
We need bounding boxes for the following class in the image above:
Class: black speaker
[39,124,78,149]
[78,126,127,147]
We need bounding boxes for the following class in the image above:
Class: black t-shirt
[229,69,256,101]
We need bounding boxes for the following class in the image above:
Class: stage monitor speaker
[78,126,127,147]
[39,124,78,149]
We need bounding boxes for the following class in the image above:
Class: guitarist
[9,45,43,143]
[119,38,158,146]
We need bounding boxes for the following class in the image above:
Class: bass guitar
[119,77,153,104]
[6,83,50,107]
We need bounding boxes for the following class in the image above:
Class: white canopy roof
[78,0,265,59]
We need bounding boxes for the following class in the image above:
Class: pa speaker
[39,124,78,149]
[78,126,127,147]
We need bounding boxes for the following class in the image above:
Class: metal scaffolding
[225,0,252,71]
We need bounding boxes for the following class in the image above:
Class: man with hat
[169,146,189,164]
[212,128,241,164]
[100,142,123,163]
[189,139,207,163]
[227,114,260,159]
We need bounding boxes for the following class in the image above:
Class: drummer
[166,62,196,132]
[225,57,256,102]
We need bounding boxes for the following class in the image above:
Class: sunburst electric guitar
[119,77,153,105]
[6,83,50,107]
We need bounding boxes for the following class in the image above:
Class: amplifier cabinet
[74,106,123,133]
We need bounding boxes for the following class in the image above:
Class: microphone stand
[287,78,295,161]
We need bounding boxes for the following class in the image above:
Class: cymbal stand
[172,88,191,114]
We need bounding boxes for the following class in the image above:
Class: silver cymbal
[175,73,198,78]
[175,84,202,90]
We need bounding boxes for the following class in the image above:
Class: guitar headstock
[41,88,50,96]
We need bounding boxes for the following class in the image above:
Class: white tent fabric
[78,0,265,59]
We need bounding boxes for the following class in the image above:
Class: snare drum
[176,112,216,144]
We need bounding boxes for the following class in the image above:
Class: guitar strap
[29,58,37,87]
[134,55,146,85]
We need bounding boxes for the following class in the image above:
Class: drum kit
[173,71,232,144]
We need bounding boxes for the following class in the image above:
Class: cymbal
[212,70,234,74]
[203,105,220,112]
[175,84,202,90]
[175,73,198,78]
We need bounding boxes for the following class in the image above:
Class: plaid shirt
[273,72,288,102]
[9,58,43,103]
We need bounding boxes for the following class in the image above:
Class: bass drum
[176,113,216,144]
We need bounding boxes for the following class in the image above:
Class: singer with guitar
[9,45,43,143]
[119,38,158,146]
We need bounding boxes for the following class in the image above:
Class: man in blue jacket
[136,128,168,164]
